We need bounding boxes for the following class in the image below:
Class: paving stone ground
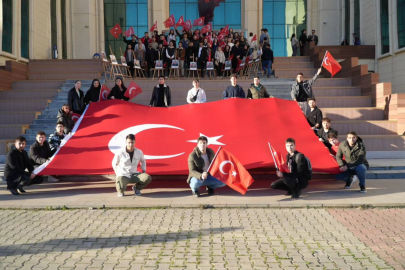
[0,208,400,270]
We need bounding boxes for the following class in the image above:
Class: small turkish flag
[235,59,244,72]
[124,81,143,100]
[322,51,342,77]
[109,23,122,39]
[252,35,257,42]
[220,25,229,35]
[229,54,234,61]
[99,84,111,101]
[176,16,185,28]
[209,147,254,195]
[164,14,176,28]
[163,39,169,46]
[220,41,226,50]
[71,113,81,123]
[150,21,158,32]
[193,17,205,26]
[184,20,193,31]
[207,35,213,45]
[124,27,135,38]
[201,23,212,34]
[268,143,289,173]
[217,33,225,41]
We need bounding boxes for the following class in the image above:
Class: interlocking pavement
[0,208,398,269]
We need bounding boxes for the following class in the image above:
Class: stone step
[28,72,103,80]
[273,62,314,69]
[0,100,50,112]
[12,80,65,90]
[28,59,102,66]
[333,120,398,135]
[0,125,29,139]
[316,96,371,108]
[0,112,39,124]
[0,89,59,100]
[29,65,102,74]
[322,107,385,121]
[65,80,105,84]
[274,56,310,63]
[367,170,405,179]
[313,87,361,97]
[275,68,318,78]
[312,78,352,87]
[337,135,405,151]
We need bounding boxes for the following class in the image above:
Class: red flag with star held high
[124,27,135,38]
[268,143,289,173]
[176,16,185,28]
[150,21,158,32]
[124,81,143,100]
[99,84,111,101]
[209,147,254,195]
[193,17,205,26]
[201,23,212,34]
[109,23,122,39]
[164,14,176,28]
[183,20,193,31]
[322,51,342,77]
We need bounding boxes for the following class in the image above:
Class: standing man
[307,30,318,45]
[5,136,36,195]
[352,33,361,45]
[176,42,186,77]
[335,131,369,193]
[197,42,208,78]
[67,80,85,114]
[112,134,152,197]
[125,44,135,78]
[223,74,245,99]
[261,43,274,78]
[48,122,65,156]
[291,68,322,116]
[247,76,273,99]
[150,76,172,107]
[123,35,138,50]
[187,136,226,197]
[141,32,152,47]
[299,29,307,56]
[187,79,207,104]
[270,138,310,199]
[307,98,323,131]
[30,131,59,183]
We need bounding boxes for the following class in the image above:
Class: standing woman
[214,46,225,78]
[231,40,240,72]
[291,34,298,56]
[67,80,85,114]
[84,79,101,105]
[167,29,177,46]
[224,45,231,61]
[212,38,219,53]
[108,78,129,101]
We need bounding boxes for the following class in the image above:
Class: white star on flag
[232,171,237,177]
[187,133,225,146]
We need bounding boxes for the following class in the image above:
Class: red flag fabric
[193,17,205,26]
[229,54,234,61]
[150,21,158,32]
[269,144,289,173]
[99,84,111,101]
[164,14,176,28]
[124,27,135,38]
[109,23,122,39]
[322,51,342,77]
[184,20,193,31]
[217,33,225,42]
[71,113,81,123]
[141,37,151,45]
[176,16,185,28]
[220,41,226,50]
[235,59,244,72]
[163,39,168,46]
[34,99,340,176]
[124,81,143,100]
[252,35,257,42]
[209,147,254,195]
[201,23,212,34]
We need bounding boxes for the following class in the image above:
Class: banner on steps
[34,99,340,176]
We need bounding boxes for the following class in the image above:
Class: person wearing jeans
[261,43,274,78]
[187,136,226,197]
[335,131,369,193]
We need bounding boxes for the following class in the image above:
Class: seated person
[112,134,152,197]
[327,132,341,157]
[271,138,310,199]
[49,122,66,156]
[317,117,338,149]
[5,136,37,195]
[57,104,75,134]
[30,131,58,183]
[307,98,323,130]
[187,136,226,197]
[335,131,369,193]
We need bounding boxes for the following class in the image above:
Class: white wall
[360,0,376,45]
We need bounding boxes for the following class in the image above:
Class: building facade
[0,0,404,92]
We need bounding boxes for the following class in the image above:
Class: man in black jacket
[299,29,307,56]
[261,43,274,78]
[123,35,138,50]
[30,131,59,183]
[291,68,322,116]
[307,98,323,131]
[317,117,338,149]
[67,80,85,114]
[149,76,171,107]
[197,42,208,78]
[271,138,310,199]
[5,136,36,195]
[307,30,319,45]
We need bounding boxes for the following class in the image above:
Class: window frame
[0,0,16,58]
[380,0,390,55]
[394,0,405,54]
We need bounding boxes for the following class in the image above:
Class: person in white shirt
[187,79,207,104]
[112,134,152,197]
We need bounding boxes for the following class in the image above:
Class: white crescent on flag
[323,57,330,66]
[72,115,80,122]
[102,90,109,100]
[219,160,236,175]
[129,87,136,95]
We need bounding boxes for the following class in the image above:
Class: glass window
[345,0,350,43]
[104,0,148,58]
[398,0,405,49]
[380,0,389,54]
[21,0,29,58]
[169,0,241,31]
[61,0,67,59]
[354,0,360,39]
[2,0,13,53]
[263,0,307,57]
[51,0,57,50]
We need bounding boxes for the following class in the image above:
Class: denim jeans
[189,175,226,192]
[335,164,367,187]
[262,60,273,75]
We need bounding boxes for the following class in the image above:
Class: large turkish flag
[322,51,342,77]
[35,99,340,176]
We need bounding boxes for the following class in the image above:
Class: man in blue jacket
[223,74,245,99]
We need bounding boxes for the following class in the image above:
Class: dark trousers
[215,63,223,77]
[271,176,299,193]
[6,174,43,190]
[127,62,134,77]
[198,60,206,77]
[300,46,304,56]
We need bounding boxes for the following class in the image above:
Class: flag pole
[268,142,280,171]
[207,146,222,172]
[320,50,328,69]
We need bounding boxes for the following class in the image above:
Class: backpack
[295,153,313,180]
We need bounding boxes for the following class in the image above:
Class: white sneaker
[48,176,59,183]
[117,192,124,197]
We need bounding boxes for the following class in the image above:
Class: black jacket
[317,128,338,148]
[57,109,75,134]
[223,85,245,99]
[291,74,318,100]
[187,147,215,183]
[67,88,85,114]
[307,35,318,45]
[84,87,101,104]
[299,34,307,47]
[123,36,137,50]
[198,47,208,63]
[108,86,129,101]
[4,148,34,183]
[150,84,171,107]
[30,141,52,166]
[261,47,274,62]
[284,151,309,189]
[307,106,323,128]
[186,47,196,64]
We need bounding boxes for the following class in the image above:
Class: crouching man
[112,134,152,197]
[187,136,226,197]
[271,138,310,199]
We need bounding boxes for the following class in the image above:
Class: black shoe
[206,187,214,196]
[345,175,358,189]
[8,189,20,196]
[192,190,200,197]
[286,191,292,196]
[291,189,301,199]
[360,186,367,193]
[17,186,26,194]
